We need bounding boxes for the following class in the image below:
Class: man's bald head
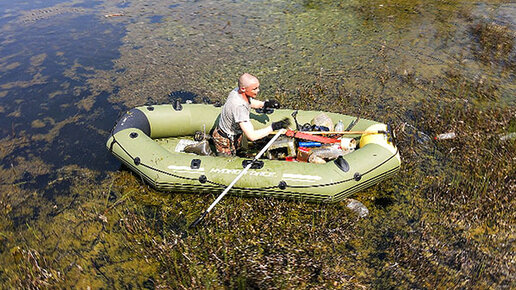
[238,73,259,89]
[237,73,260,99]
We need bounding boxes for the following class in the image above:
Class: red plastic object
[296,147,312,162]
[285,129,340,144]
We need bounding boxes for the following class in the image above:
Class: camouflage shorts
[212,127,242,156]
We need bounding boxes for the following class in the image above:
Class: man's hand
[271,118,291,131]
[263,99,281,109]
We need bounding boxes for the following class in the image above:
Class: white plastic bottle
[435,132,456,140]
[335,120,344,132]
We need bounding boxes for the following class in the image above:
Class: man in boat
[212,73,290,156]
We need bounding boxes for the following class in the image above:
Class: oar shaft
[270,130,386,135]
[206,160,252,212]
[206,128,285,213]
[190,128,286,228]
[305,130,387,135]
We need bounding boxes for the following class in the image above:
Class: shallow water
[0,0,514,287]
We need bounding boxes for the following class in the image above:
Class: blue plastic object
[298,141,322,147]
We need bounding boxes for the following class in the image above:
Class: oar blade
[189,211,208,229]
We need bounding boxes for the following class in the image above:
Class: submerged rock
[346,199,369,218]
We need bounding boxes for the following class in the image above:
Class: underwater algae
[95,0,514,287]
[0,0,515,288]
[1,169,160,288]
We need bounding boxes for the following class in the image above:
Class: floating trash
[346,199,369,218]
[435,132,456,140]
[499,132,516,141]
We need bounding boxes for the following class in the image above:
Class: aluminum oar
[189,128,287,228]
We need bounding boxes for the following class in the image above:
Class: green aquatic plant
[471,20,515,68]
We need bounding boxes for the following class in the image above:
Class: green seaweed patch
[31,119,46,129]
[470,20,515,69]
[0,62,21,72]
[444,66,501,102]
[0,169,160,288]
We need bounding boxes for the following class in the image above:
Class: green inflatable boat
[106,103,400,202]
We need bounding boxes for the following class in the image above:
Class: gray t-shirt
[218,88,250,136]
